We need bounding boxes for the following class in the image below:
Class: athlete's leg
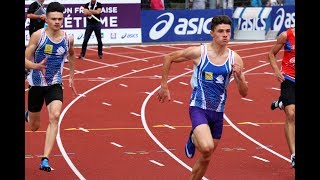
[43,99,62,158]
[284,104,295,166]
[190,124,217,180]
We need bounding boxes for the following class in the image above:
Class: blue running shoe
[185,131,195,158]
[39,158,51,172]
[25,111,29,122]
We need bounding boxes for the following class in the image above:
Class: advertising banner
[25,0,142,45]
[141,9,233,43]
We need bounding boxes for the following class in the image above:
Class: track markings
[130,112,141,117]
[163,124,176,129]
[222,147,246,151]
[79,127,89,132]
[271,87,280,91]
[241,97,253,102]
[110,142,123,148]
[173,100,183,104]
[119,83,128,87]
[252,156,270,162]
[149,160,165,167]
[264,72,274,75]
[102,102,112,106]
[179,82,189,86]
[238,122,260,126]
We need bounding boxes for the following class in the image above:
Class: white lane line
[179,82,189,86]
[140,70,210,180]
[78,127,89,132]
[149,160,165,167]
[57,64,163,180]
[252,156,270,162]
[264,72,274,75]
[120,83,128,87]
[102,102,112,106]
[271,87,280,91]
[241,98,253,102]
[173,100,183,104]
[141,59,290,180]
[163,124,176,129]
[130,112,141,117]
[111,142,123,148]
[242,122,260,127]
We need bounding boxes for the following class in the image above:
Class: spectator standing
[189,0,207,9]
[78,0,103,59]
[27,0,46,37]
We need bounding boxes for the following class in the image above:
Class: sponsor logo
[215,75,224,84]
[56,46,66,56]
[205,72,213,80]
[121,33,127,39]
[77,33,83,40]
[121,33,138,39]
[273,8,295,31]
[111,33,116,39]
[44,44,53,54]
[149,12,211,40]
[237,18,267,31]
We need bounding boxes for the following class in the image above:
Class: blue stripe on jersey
[27,29,69,86]
[190,44,233,112]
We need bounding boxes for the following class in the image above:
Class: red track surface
[25,41,295,180]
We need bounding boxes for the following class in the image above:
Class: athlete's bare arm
[268,31,287,82]
[67,35,77,95]
[25,30,47,74]
[157,46,201,102]
[232,52,248,97]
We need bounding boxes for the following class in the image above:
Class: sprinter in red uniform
[268,27,295,168]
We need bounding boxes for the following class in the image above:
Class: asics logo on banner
[77,33,83,40]
[273,8,295,31]
[149,12,174,40]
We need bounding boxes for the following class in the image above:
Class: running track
[25,41,295,180]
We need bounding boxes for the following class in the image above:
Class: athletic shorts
[279,79,295,107]
[27,83,63,112]
[189,106,224,139]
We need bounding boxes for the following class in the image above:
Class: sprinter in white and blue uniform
[25,2,77,172]
[157,15,248,179]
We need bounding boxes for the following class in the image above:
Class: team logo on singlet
[56,46,66,56]
[215,75,224,84]
[205,72,213,80]
[44,44,53,54]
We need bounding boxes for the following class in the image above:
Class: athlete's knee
[198,142,215,158]
[49,112,61,123]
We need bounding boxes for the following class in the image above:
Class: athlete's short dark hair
[46,2,65,15]
[210,15,232,31]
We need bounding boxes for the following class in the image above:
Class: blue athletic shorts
[189,106,224,139]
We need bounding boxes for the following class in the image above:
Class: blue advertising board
[141,9,233,43]
[270,5,295,34]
